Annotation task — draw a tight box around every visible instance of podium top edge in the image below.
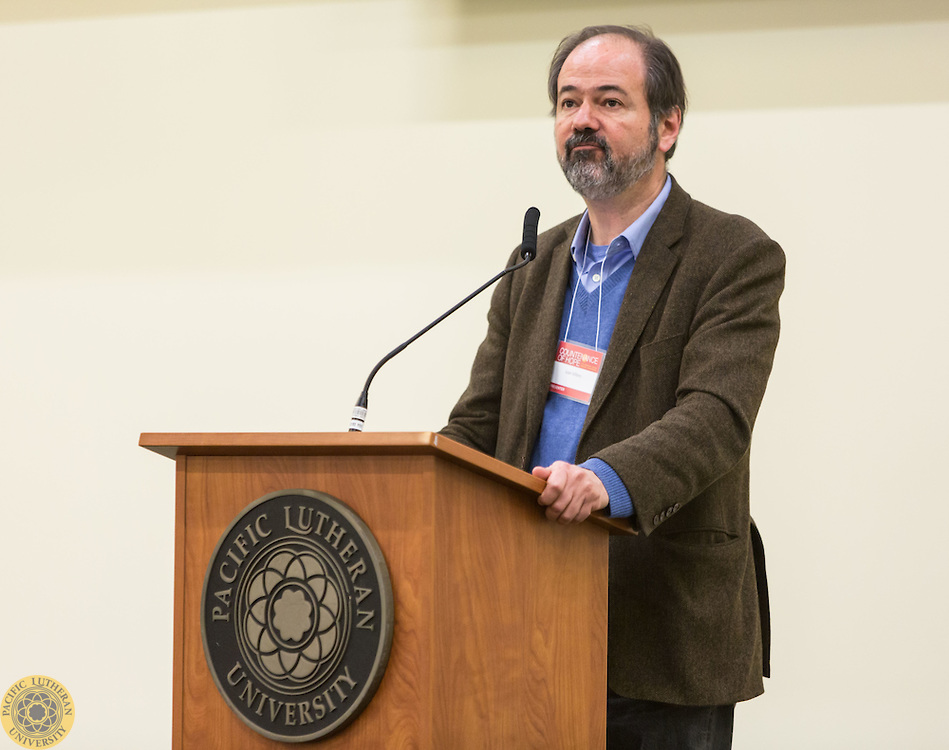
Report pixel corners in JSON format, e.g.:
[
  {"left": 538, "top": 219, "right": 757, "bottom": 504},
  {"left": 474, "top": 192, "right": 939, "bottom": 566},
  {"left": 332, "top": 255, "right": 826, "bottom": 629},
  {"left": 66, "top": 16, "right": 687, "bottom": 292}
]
[
  {"left": 139, "top": 431, "right": 439, "bottom": 458},
  {"left": 138, "top": 431, "right": 635, "bottom": 536}
]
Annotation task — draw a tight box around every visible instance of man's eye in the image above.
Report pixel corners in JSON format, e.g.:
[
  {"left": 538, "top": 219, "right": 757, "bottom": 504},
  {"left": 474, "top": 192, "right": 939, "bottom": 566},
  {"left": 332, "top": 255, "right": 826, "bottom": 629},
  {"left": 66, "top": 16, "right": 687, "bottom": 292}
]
[{"left": 605, "top": 99, "right": 622, "bottom": 108}]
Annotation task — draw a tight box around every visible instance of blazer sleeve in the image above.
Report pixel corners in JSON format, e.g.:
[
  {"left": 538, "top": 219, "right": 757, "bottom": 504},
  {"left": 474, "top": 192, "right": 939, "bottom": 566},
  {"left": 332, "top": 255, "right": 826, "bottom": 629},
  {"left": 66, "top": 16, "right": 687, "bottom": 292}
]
[{"left": 589, "top": 218, "right": 785, "bottom": 536}]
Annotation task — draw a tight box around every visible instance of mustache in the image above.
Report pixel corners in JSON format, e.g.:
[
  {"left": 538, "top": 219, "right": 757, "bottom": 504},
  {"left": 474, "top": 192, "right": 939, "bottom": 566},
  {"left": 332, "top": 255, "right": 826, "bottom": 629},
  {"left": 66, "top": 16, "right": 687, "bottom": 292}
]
[{"left": 565, "top": 132, "right": 610, "bottom": 156}]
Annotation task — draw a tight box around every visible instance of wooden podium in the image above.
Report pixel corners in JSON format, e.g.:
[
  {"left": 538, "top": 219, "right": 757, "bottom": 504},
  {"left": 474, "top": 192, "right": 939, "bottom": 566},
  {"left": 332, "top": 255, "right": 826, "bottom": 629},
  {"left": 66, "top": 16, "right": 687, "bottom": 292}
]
[{"left": 141, "top": 432, "right": 625, "bottom": 748}]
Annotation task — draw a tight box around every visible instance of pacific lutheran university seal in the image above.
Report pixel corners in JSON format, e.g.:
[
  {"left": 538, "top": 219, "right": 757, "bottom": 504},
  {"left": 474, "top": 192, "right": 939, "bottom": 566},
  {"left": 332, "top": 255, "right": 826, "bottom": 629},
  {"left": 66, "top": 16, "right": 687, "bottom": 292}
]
[
  {"left": 2, "top": 676, "right": 75, "bottom": 748},
  {"left": 201, "top": 489, "right": 394, "bottom": 742}
]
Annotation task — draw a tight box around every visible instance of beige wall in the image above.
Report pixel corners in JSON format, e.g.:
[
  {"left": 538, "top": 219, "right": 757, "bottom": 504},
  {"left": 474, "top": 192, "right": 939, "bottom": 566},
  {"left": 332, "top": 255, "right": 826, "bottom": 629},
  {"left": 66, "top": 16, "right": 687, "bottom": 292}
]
[{"left": 1, "top": 2, "right": 947, "bottom": 747}]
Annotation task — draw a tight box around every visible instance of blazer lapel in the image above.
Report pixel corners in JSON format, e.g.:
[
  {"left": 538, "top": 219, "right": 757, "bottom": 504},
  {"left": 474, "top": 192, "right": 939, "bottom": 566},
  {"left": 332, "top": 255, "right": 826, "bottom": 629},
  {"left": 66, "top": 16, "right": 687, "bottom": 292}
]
[{"left": 582, "top": 180, "right": 690, "bottom": 434}]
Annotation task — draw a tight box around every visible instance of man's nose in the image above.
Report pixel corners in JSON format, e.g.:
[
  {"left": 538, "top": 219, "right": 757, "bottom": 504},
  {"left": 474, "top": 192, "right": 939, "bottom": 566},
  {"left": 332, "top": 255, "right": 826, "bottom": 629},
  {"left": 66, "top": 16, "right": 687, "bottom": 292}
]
[{"left": 571, "top": 101, "right": 599, "bottom": 131}]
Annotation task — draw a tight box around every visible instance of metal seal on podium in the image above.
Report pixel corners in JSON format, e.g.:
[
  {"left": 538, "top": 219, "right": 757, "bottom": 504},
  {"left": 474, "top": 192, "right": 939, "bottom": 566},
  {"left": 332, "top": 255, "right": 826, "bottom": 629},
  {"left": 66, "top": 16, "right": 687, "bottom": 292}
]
[{"left": 201, "top": 489, "right": 394, "bottom": 743}]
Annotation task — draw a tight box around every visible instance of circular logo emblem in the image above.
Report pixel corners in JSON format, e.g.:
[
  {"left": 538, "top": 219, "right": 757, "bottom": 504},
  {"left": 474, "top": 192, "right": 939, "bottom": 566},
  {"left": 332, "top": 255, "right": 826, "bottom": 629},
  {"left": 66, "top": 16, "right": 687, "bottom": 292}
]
[
  {"left": 1, "top": 676, "right": 75, "bottom": 748},
  {"left": 201, "top": 489, "right": 394, "bottom": 742}
]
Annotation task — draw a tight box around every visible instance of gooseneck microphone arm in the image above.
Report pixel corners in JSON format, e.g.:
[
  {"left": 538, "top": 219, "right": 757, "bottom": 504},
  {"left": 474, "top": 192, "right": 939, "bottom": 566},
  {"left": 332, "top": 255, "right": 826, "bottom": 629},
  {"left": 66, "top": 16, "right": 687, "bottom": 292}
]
[{"left": 348, "top": 207, "right": 540, "bottom": 432}]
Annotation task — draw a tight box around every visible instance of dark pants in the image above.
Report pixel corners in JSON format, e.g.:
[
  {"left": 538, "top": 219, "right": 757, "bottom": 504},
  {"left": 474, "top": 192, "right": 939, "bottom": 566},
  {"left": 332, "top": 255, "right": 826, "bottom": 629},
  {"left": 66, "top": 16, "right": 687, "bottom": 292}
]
[{"left": 607, "top": 690, "right": 735, "bottom": 750}]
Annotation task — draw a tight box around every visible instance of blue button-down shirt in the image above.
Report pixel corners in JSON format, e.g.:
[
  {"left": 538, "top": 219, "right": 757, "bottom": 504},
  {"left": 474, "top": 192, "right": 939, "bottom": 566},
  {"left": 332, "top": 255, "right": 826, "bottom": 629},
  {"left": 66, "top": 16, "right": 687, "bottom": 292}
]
[{"left": 570, "top": 175, "right": 672, "bottom": 293}]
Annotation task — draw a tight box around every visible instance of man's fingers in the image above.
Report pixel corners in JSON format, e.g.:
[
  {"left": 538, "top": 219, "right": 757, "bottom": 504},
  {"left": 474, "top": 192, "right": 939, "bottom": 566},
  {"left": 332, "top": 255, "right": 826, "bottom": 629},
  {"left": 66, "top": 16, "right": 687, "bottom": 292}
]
[{"left": 533, "top": 461, "right": 607, "bottom": 524}]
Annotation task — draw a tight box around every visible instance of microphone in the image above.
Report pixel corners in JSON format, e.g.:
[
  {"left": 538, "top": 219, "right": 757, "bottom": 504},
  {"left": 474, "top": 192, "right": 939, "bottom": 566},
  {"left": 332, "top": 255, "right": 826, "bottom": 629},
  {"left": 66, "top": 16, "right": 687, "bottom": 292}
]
[
  {"left": 348, "top": 207, "right": 541, "bottom": 432},
  {"left": 520, "top": 206, "right": 540, "bottom": 260}
]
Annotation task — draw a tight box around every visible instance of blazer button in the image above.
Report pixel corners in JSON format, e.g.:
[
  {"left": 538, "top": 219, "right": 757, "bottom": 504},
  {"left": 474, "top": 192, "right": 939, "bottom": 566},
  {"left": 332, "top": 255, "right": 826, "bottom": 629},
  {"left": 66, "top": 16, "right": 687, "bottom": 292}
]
[{"left": 653, "top": 515, "right": 661, "bottom": 526}]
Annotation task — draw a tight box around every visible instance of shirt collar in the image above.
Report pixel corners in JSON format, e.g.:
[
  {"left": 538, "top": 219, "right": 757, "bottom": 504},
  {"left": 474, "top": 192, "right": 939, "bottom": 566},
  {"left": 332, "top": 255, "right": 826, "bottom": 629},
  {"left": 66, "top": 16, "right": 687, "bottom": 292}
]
[{"left": 570, "top": 174, "right": 673, "bottom": 266}]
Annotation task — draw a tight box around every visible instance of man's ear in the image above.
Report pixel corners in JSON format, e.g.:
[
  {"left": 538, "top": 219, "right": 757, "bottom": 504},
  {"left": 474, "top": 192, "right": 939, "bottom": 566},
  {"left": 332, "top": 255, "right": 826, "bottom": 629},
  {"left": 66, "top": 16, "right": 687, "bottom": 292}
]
[{"left": 657, "top": 106, "right": 682, "bottom": 158}]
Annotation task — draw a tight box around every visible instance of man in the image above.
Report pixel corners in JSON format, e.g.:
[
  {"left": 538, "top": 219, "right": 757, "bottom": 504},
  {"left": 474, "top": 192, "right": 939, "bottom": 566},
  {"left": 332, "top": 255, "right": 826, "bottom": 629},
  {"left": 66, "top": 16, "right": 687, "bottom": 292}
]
[{"left": 440, "top": 25, "right": 784, "bottom": 750}]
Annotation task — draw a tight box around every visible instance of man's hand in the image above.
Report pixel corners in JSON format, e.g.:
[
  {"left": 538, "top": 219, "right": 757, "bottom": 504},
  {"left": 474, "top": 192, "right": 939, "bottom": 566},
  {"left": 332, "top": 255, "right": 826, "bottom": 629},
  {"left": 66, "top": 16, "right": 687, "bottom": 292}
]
[{"left": 531, "top": 461, "right": 609, "bottom": 524}]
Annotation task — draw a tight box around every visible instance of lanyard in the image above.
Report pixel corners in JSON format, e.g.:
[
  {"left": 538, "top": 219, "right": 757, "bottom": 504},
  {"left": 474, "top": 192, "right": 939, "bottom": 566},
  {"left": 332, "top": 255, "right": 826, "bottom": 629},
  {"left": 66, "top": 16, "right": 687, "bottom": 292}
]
[{"left": 564, "top": 228, "right": 611, "bottom": 351}]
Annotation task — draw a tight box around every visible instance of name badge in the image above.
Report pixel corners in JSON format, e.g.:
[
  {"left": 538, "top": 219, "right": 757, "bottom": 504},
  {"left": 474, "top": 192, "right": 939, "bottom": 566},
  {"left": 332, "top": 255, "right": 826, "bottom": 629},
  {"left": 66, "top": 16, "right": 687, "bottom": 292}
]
[{"left": 549, "top": 339, "right": 604, "bottom": 405}]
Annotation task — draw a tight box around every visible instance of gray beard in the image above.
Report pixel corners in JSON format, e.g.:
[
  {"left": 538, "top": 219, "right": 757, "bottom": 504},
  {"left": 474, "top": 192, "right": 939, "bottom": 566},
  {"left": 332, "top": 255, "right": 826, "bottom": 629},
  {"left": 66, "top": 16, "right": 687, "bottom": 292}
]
[{"left": 559, "top": 129, "right": 659, "bottom": 201}]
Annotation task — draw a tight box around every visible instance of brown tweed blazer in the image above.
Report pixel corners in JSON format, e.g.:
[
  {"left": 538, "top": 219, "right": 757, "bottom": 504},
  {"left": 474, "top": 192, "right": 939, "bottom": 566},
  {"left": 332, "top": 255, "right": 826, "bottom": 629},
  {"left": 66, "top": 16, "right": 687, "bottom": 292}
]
[{"left": 441, "top": 177, "right": 785, "bottom": 706}]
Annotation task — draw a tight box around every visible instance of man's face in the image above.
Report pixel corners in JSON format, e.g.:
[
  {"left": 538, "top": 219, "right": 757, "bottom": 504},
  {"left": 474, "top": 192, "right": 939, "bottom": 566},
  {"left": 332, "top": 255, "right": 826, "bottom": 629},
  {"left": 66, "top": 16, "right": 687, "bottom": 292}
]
[{"left": 554, "top": 34, "right": 661, "bottom": 201}]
